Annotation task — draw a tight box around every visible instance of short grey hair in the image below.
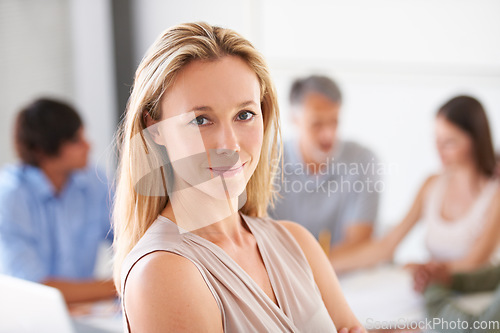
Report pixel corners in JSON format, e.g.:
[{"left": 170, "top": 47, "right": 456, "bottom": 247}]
[{"left": 289, "top": 75, "right": 342, "bottom": 107}]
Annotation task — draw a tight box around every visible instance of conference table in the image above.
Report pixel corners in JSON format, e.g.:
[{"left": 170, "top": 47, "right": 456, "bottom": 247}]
[
  {"left": 77, "top": 265, "right": 423, "bottom": 332},
  {"left": 339, "top": 264, "right": 495, "bottom": 333},
  {"left": 70, "top": 264, "right": 496, "bottom": 332},
  {"left": 70, "top": 300, "right": 123, "bottom": 333},
  {"left": 339, "top": 264, "right": 424, "bottom": 332}
]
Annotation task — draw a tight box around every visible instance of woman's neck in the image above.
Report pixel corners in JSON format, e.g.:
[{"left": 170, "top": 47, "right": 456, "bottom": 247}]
[
  {"left": 161, "top": 184, "right": 247, "bottom": 244},
  {"left": 446, "top": 162, "right": 487, "bottom": 192}
]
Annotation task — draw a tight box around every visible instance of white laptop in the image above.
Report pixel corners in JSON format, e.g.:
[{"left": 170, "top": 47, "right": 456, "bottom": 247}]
[{"left": 0, "top": 274, "right": 114, "bottom": 333}]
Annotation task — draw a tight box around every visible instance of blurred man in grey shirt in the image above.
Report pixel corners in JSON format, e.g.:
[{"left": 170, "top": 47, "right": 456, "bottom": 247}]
[{"left": 269, "top": 75, "right": 381, "bottom": 273}]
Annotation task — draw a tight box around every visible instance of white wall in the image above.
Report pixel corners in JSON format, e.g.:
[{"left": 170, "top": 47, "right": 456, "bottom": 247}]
[
  {"left": 69, "top": 0, "right": 117, "bottom": 173},
  {"left": 0, "top": 0, "right": 73, "bottom": 165},
  {"left": 131, "top": 0, "right": 258, "bottom": 68},
  {"left": 0, "top": 0, "right": 116, "bottom": 173},
  {"left": 257, "top": 0, "right": 500, "bottom": 231}
]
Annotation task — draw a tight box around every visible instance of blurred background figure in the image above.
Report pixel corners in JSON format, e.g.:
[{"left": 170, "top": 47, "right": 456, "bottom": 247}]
[
  {"left": 496, "top": 152, "right": 500, "bottom": 177},
  {"left": 413, "top": 262, "right": 500, "bottom": 333},
  {"left": 0, "top": 98, "right": 116, "bottom": 305},
  {"left": 336, "top": 95, "right": 500, "bottom": 274},
  {"left": 268, "top": 75, "right": 380, "bottom": 272}
]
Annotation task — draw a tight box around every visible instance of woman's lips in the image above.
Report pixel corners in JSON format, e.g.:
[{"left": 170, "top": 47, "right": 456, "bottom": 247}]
[{"left": 208, "top": 162, "right": 246, "bottom": 177}]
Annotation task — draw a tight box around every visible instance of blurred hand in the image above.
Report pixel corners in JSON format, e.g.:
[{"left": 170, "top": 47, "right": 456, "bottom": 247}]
[
  {"left": 405, "top": 262, "right": 451, "bottom": 293},
  {"left": 338, "top": 326, "right": 364, "bottom": 333}
]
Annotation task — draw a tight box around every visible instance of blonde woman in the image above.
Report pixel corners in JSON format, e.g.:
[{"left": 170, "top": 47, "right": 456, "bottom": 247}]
[{"left": 113, "top": 22, "right": 363, "bottom": 332}]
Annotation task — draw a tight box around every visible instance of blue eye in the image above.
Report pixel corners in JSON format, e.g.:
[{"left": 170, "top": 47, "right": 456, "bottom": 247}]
[
  {"left": 189, "top": 116, "right": 210, "bottom": 126},
  {"left": 237, "top": 111, "right": 256, "bottom": 121}
]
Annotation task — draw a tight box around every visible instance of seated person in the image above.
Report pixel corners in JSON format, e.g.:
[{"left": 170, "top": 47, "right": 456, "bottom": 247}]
[
  {"left": 334, "top": 95, "right": 500, "bottom": 274},
  {"left": 413, "top": 262, "right": 500, "bottom": 333},
  {"left": 0, "top": 98, "right": 116, "bottom": 304},
  {"left": 268, "top": 75, "right": 380, "bottom": 272},
  {"left": 114, "top": 23, "right": 365, "bottom": 332}
]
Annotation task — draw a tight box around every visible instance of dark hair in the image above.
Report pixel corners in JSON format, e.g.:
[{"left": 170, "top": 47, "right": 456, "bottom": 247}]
[
  {"left": 14, "top": 98, "right": 83, "bottom": 166},
  {"left": 289, "top": 75, "right": 342, "bottom": 107},
  {"left": 437, "top": 95, "right": 496, "bottom": 177}
]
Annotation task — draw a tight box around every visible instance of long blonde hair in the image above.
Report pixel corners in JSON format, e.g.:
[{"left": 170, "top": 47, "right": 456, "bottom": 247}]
[{"left": 113, "top": 22, "right": 281, "bottom": 291}]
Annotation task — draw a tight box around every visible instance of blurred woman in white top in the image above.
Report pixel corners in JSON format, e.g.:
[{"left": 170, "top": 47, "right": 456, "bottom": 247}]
[{"left": 335, "top": 95, "right": 500, "bottom": 276}]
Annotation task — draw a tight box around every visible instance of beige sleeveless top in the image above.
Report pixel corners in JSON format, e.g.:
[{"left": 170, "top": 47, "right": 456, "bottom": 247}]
[
  {"left": 120, "top": 213, "right": 337, "bottom": 332},
  {"left": 424, "top": 175, "right": 499, "bottom": 261}
]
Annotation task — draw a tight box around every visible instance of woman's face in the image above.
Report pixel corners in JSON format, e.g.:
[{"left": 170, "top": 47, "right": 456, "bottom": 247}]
[
  {"left": 152, "top": 55, "right": 264, "bottom": 200},
  {"left": 435, "top": 115, "right": 473, "bottom": 169}
]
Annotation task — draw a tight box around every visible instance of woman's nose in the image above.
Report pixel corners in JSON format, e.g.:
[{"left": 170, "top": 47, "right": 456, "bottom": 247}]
[{"left": 214, "top": 124, "right": 240, "bottom": 154}]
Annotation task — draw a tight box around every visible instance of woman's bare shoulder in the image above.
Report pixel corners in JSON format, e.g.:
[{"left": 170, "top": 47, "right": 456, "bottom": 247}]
[
  {"left": 423, "top": 173, "right": 440, "bottom": 190},
  {"left": 415, "top": 173, "right": 440, "bottom": 200},
  {"left": 277, "top": 220, "right": 309, "bottom": 236},
  {"left": 492, "top": 177, "right": 500, "bottom": 194},
  {"left": 277, "top": 220, "right": 321, "bottom": 256},
  {"left": 486, "top": 179, "right": 500, "bottom": 215},
  {"left": 124, "top": 251, "right": 223, "bottom": 332}
]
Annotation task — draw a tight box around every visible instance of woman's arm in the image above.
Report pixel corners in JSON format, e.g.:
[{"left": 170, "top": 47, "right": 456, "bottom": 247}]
[
  {"left": 446, "top": 187, "right": 500, "bottom": 272},
  {"left": 451, "top": 265, "right": 500, "bottom": 293},
  {"left": 330, "top": 175, "right": 437, "bottom": 274},
  {"left": 279, "top": 221, "right": 366, "bottom": 332},
  {"left": 424, "top": 274, "right": 500, "bottom": 332},
  {"left": 124, "top": 251, "right": 223, "bottom": 333},
  {"left": 424, "top": 284, "right": 480, "bottom": 328}
]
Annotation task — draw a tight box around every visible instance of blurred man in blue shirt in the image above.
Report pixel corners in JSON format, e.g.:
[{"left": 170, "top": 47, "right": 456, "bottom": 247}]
[{"left": 0, "top": 98, "right": 116, "bottom": 304}]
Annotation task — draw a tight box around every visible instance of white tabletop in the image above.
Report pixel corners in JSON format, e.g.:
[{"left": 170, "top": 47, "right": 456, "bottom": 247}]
[
  {"left": 339, "top": 264, "right": 426, "bottom": 328},
  {"left": 338, "top": 264, "right": 496, "bottom": 331}
]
